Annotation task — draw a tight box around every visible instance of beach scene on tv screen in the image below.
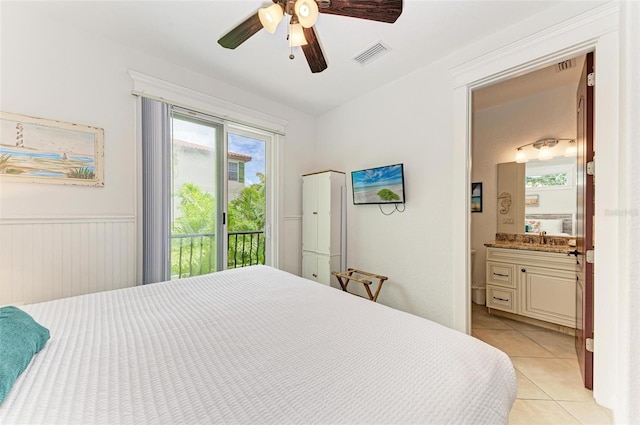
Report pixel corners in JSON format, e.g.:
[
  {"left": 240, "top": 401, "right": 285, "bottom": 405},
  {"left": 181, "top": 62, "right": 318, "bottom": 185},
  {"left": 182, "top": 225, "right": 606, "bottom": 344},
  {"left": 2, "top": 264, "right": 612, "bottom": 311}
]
[{"left": 353, "top": 164, "right": 404, "bottom": 204}]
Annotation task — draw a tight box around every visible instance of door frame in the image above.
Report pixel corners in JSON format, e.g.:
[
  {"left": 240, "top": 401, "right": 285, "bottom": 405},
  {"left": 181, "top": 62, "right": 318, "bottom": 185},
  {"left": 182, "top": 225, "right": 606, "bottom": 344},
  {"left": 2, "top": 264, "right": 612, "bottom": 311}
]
[
  {"left": 450, "top": 3, "right": 620, "bottom": 409},
  {"left": 170, "top": 109, "right": 226, "bottom": 273}
]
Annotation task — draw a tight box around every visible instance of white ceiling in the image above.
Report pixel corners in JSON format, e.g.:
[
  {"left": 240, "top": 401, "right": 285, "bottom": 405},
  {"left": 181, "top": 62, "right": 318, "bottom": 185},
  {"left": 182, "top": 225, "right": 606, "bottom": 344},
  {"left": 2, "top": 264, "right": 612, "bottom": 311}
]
[
  {"left": 18, "top": 0, "right": 578, "bottom": 116},
  {"left": 473, "top": 54, "right": 585, "bottom": 110}
]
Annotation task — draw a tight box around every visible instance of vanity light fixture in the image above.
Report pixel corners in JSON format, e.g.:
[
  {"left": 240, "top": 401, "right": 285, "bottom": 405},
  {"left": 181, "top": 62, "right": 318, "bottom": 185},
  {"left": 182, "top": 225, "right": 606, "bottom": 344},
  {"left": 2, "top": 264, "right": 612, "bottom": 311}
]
[
  {"left": 538, "top": 143, "right": 554, "bottom": 161},
  {"left": 515, "top": 148, "right": 528, "bottom": 163},
  {"left": 564, "top": 139, "right": 577, "bottom": 157},
  {"left": 514, "top": 138, "right": 575, "bottom": 163}
]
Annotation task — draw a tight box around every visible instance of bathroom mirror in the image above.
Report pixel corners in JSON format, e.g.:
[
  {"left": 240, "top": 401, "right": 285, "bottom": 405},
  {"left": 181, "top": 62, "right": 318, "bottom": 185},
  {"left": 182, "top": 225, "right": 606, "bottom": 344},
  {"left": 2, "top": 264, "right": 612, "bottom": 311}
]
[{"left": 497, "top": 156, "right": 577, "bottom": 236}]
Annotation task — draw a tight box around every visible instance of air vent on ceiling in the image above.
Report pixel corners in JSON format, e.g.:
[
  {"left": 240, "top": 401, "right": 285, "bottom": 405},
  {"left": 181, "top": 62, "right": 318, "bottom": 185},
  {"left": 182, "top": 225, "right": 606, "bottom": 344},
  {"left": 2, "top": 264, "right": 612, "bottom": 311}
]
[
  {"left": 555, "top": 58, "right": 576, "bottom": 73},
  {"left": 352, "top": 41, "right": 390, "bottom": 66}
]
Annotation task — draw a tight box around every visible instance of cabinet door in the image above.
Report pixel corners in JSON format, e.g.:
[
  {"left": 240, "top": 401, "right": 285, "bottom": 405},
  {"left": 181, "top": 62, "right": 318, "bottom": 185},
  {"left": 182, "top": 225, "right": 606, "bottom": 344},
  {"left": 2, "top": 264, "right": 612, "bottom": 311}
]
[
  {"left": 315, "top": 255, "right": 332, "bottom": 285},
  {"left": 520, "top": 266, "right": 576, "bottom": 328},
  {"left": 302, "top": 251, "right": 317, "bottom": 281},
  {"left": 302, "top": 252, "right": 332, "bottom": 285},
  {"left": 315, "top": 173, "right": 332, "bottom": 255},
  {"left": 302, "top": 175, "right": 318, "bottom": 252}
]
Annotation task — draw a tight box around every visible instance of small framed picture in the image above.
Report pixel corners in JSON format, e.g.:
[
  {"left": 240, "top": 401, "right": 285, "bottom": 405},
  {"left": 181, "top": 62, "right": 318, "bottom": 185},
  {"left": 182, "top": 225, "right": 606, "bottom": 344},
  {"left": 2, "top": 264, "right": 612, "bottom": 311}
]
[
  {"left": 525, "top": 194, "right": 539, "bottom": 207},
  {"left": 471, "top": 182, "right": 483, "bottom": 213}
]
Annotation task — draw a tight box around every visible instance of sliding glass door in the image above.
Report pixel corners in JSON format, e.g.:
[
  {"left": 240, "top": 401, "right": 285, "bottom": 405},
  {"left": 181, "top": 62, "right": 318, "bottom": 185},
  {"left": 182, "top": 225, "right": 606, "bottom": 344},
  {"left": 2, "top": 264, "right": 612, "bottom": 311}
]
[
  {"left": 141, "top": 97, "right": 278, "bottom": 283},
  {"left": 170, "top": 111, "right": 224, "bottom": 279},
  {"left": 168, "top": 112, "right": 273, "bottom": 279},
  {"left": 226, "top": 127, "right": 269, "bottom": 269}
]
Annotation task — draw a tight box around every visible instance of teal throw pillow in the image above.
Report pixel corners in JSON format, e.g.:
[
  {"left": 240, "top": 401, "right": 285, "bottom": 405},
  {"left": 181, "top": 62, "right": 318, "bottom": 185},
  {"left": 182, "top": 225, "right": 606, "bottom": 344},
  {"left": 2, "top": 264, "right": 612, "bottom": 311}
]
[{"left": 0, "top": 306, "right": 50, "bottom": 404}]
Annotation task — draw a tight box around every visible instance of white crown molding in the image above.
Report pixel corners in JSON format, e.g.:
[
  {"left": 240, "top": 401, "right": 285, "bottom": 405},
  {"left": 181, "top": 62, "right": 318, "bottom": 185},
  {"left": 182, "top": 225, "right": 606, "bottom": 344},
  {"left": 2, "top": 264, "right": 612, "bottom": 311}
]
[
  {"left": 450, "top": 2, "right": 619, "bottom": 88},
  {"left": 128, "top": 70, "right": 288, "bottom": 135}
]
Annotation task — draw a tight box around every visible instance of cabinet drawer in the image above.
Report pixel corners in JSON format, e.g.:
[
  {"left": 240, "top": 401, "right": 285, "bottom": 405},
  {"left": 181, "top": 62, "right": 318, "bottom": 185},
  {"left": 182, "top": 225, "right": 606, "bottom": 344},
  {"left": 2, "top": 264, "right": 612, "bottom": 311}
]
[
  {"left": 487, "top": 285, "right": 517, "bottom": 313},
  {"left": 486, "top": 262, "right": 516, "bottom": 288}
]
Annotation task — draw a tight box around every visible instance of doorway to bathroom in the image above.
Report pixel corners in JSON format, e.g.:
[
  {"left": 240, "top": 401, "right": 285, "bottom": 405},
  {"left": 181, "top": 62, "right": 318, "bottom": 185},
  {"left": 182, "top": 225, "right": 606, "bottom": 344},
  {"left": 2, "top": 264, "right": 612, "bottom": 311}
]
[{"left": 469, "top": 53, "right": 594, "bottom": 389}]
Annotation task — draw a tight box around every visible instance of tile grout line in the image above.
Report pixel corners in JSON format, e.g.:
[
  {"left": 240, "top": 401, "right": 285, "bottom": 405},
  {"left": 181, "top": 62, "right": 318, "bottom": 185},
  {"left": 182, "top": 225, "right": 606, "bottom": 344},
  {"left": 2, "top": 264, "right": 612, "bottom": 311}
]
[
  {"left": 472, "top": 307, "right": 596, "bottom": 425},
  {"left": 491, "top": 311, "right": 570, "bottom": 360},
  {"left": 555, "top": 401, "right": 588, "bottom": 425},
  {"left": 494, "top": 313, "right": 575, "bottom": 407},
  {"left": 504, "top": 317, "right": 559, "bottom": 406}
]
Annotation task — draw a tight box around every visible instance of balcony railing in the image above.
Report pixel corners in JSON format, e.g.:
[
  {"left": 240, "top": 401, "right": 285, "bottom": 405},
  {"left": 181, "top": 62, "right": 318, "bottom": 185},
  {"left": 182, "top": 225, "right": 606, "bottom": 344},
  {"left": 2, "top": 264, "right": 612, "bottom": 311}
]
[
  {"left": 170, "top": 231, "right": 265, "bottom": 279},
  {"left": 227, "top": 230, "right": 266, "bottom": 269}
]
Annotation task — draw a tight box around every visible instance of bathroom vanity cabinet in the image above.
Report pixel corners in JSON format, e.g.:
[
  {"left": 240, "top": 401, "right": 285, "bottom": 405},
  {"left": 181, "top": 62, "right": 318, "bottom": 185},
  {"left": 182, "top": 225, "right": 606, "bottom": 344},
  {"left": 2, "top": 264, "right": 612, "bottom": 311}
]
[{"left": 485, "top": 247, "right": 576, "bottom": 328}]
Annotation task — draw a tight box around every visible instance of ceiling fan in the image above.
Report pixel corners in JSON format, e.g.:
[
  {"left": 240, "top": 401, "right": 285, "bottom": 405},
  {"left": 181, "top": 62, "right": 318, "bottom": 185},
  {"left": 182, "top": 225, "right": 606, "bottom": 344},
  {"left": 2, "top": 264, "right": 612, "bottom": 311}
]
[{"left": 218, "top": 0, "right": 403, "bottom": 73}]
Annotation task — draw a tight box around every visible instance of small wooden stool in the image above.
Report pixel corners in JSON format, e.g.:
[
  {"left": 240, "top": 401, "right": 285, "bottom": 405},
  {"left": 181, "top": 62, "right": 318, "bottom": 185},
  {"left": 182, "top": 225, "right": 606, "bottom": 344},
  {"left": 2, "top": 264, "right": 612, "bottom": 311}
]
[{"left": 331, "top": 268, "right": 388, "bottom": 302}]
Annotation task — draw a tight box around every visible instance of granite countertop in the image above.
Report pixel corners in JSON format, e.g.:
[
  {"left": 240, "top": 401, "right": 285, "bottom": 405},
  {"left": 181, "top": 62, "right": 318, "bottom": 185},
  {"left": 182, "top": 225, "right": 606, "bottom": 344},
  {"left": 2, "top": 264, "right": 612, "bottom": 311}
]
[
  {"left": 484, "top": 232, "right": 576, "bottom": 254},
  {"left": 484, "top": 241, "right": 574, "bottom": 254}
]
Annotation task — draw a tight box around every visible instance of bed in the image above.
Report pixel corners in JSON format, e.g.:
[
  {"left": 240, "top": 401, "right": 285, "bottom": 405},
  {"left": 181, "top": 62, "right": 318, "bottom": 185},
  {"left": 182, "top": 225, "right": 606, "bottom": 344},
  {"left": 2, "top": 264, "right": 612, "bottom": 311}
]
[
  {"left": 0, "top": 265, "right": 516, "bottom": 424},
  {"left": 525, "top": 213, "right": 574, "bottom": 236}
]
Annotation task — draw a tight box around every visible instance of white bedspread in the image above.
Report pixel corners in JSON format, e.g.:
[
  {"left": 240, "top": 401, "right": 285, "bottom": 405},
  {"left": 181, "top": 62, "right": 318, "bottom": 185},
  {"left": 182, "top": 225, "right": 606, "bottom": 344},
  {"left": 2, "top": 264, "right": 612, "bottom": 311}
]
[{"left": 1, "top": 266, "right": 516, "bottom": 424}]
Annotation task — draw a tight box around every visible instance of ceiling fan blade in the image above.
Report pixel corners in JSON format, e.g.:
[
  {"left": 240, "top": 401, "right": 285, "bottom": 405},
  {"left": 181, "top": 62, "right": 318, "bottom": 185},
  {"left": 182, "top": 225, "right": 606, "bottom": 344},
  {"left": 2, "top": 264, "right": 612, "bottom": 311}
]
[
  {"left": 301, "top": 27, "right": 328, "bottom": 73},
  {"left": 218, "top": 12, "right": 263, "bottom": 49},
  {"left": 319, "top": 0, "right": 403, "bottom": 23}
]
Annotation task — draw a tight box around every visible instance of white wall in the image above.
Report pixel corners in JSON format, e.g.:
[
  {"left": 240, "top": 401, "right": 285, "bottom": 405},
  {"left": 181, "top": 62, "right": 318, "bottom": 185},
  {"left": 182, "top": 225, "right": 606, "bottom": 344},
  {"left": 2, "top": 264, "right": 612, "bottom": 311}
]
[
  {"left": 471, "top": 84, "right": 576, "bottom": 285},
  {"left": 525, "top": 187, "right": 576, "bottom": 216},
  {"left": 317, "top": 1, "right": 635, "bottom": 419},
  {"left": 0, "top": 4, "right": 316, "bottom": 301},
  {"left": 316, "top": 65, "right": 456, "bottom": 325},
  {"left": 618, "top": 1, "right": 640, "bottom": 422},
  {"left": 316, "top": 36, "right": 582, "bottom": 327}
]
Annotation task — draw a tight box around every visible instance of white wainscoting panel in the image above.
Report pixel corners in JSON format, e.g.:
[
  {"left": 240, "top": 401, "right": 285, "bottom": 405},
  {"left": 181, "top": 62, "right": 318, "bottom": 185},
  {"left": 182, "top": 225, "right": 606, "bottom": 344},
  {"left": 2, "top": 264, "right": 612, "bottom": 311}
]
[{"left": 0, "top": 217, "right": 137, "bottom": 306}]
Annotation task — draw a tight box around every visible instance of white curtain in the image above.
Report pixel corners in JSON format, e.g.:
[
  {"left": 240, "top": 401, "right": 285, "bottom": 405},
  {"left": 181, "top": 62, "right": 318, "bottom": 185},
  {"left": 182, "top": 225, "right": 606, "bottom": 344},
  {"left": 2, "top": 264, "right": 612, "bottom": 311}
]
[{"left": 141, "top": 97, "right": 171, "bottom": 284}]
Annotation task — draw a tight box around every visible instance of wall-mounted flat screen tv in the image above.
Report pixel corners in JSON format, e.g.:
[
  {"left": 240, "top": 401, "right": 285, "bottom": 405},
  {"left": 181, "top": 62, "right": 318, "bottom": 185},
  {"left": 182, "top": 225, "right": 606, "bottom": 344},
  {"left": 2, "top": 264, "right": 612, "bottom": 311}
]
[{"left": 351, "top": 163, "right": 406, "bottom": 205}]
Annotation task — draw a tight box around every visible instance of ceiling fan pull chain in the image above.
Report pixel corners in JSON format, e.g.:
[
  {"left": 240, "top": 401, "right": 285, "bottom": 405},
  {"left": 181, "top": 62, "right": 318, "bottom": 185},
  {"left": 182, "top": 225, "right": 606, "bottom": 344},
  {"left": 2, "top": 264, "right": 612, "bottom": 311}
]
[
  {"left": 287, "top": 28, "right": 295, "bottom": 60},
  {"left": 289, "top": 19, "right": 297, "bottom": 60}
]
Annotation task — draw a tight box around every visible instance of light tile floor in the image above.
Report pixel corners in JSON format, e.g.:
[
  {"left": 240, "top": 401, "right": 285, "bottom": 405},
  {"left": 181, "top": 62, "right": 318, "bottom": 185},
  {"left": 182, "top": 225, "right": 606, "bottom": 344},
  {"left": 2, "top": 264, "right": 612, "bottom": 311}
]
[{"left": 471, "top": 303, "right": 613, "bottom": 425}]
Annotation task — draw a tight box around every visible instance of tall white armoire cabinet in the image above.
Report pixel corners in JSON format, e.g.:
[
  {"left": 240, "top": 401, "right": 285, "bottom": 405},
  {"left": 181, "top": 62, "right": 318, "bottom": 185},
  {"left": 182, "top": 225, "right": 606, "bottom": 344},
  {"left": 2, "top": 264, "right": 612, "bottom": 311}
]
[{"left": 301, "top": 171, "right": 346, "bottom": 287}]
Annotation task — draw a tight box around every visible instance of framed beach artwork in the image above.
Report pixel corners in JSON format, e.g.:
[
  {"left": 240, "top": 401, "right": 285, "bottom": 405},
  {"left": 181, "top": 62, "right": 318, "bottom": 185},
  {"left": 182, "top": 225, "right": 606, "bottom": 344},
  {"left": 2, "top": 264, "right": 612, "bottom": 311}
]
[
  {"left": 0, "top": 112, "right": 104, "bottom": 186},
  {"left": 471, "top": 182, "right": 483, "bottom": 213},
  {"left": 525, "top": 194, "right": 539, "bottom": 206}
]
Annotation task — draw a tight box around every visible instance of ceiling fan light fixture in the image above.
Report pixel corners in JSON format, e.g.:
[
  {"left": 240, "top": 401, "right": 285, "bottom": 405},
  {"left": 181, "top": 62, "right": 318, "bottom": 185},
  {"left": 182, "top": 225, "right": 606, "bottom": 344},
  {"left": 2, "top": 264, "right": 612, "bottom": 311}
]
[
  {"left": 218, "top": 0, "right": 403, "bottom": 73},
  {"left": 258, "top": 3, "right": 284, "bottom": 34},
  {"left": 289, "top": 22, "right": 308, "bottom": 47},
  {"left": 295, "top": 0, "right": 319, "bottom": 28}
]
